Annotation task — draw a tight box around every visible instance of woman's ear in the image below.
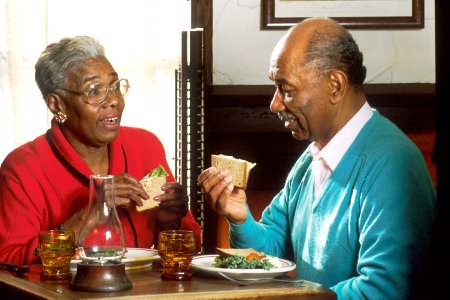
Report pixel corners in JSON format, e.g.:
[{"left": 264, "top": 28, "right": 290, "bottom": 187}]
[
  {"left": 46, "top": 93, "right": 64, "bottom": 115},
  {"left": 328, "top": 69, "right": 347, "bottom": 104}
]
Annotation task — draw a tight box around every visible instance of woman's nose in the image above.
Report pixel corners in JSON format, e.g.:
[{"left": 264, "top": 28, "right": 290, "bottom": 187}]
[
  {"left": 102, "top": 89, "right": 120, "bottom": 107},
  {"left": 270, "top": 89, "right": 285, "bottom": 113}
]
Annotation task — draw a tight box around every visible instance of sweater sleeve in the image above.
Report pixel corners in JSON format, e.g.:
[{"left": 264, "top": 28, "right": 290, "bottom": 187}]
[
  {"left": 228, "top": 162, "right": 302, "bottom": 259},
  {"left": 229, "top": 195, "right": 292, "bottom": 260},
  {"left": 0, "top": 149, "right": 48, "bottom": 264},
  {"left": 228, "top": 153, "right": 311, "bottom": 259}
]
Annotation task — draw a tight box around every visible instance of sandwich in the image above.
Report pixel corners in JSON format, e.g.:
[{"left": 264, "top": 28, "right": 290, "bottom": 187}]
[
  {"left": 136, "top": 165, "right": 168, "bottom": 212},
  {"left": 211, "top": 154, "right": 256, "bottom": 190}
]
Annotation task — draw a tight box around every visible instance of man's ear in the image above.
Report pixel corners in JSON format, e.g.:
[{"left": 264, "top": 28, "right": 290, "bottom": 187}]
[
  {"left": 328, "top": 69, "right": 347, "bottom": 104},
  {"left": 46, "top": 93, "right": 64, "bottom": 115}
]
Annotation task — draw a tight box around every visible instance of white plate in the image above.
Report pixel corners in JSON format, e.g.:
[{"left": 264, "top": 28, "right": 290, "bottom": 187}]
[
  {"left": 70, "top": 248, "right": 159, "bottom": 271},
  {"left": 190, "top": 254, "right": 296, "bottom": 280}
]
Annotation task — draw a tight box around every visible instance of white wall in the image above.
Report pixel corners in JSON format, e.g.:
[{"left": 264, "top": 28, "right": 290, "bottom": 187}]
[
  {"left": 0, "top": 0, "right": 190, "bottom": 173},
  {"left": 213, "top": 0, "right": 435, "bottom": 85}
]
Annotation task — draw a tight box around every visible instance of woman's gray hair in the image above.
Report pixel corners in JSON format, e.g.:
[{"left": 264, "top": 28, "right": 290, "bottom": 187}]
[{"left": 35, "top": 35, "right": 106, "bottom": 98}]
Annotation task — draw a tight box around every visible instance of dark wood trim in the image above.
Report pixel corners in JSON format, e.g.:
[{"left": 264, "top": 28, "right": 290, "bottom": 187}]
[
  {"left": 195, "top": 0, "right": 213, "bottom": 86},
  {"left": 434, "top": 0, "right": 450, "bottom": 292},
  {"left": 261, "top": 0, "right": 424, "bottom": 30},
  {"left": 206, "top": 83, "right": 435, "bottom": 107},
  {"left": 435, "top": 1, "right": 450, "bottom": 195},
  {"left": 205, "top": 83, "right": 435, "bottom": 135}
]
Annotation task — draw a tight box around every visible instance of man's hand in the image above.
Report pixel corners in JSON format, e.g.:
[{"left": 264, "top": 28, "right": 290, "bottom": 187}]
[{"left": 197, "top": 167, "right": 248, "bottom": 224}]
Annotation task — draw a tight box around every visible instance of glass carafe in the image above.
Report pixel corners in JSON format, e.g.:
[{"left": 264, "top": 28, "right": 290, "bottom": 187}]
[{"left": 77, "top": 175, "right": 126, "bottom": 264}]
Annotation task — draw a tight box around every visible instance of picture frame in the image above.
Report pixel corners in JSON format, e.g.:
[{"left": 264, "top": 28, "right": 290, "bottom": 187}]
[{"left": 261, "top": 0, "right": 424, "bottom": 30}]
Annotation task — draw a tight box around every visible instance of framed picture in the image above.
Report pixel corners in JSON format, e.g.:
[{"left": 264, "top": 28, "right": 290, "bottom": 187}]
[{"left": 261, "top": 0, "right": 424, "bottom": 30}]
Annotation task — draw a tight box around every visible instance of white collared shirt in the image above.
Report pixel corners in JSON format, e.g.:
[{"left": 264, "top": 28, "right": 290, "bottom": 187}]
[{"left": 310, "top": 101, "right": 373, "bottom": 196}]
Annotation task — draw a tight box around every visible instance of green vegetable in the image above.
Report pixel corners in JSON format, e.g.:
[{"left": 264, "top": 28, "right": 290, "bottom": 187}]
[
  {"left": 213, "top": 255, "right": 275, "bottom": 271},
  {"left": 150, "top": 165, "right": 168, "bottom": 177}
]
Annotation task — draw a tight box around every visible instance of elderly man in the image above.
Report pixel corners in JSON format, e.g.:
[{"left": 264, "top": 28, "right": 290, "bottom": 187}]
[{"left": 198, "top": 17, "right": 436, "bottom": 299}]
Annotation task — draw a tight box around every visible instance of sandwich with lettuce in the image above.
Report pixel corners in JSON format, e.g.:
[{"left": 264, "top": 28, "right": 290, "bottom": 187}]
[{"left": 137, "top": 165, "right": 168, "bottom": 212}]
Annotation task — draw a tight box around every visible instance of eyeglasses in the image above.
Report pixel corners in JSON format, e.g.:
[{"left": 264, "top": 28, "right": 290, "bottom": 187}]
[{"left": 57, "top": 78, "right": 130, "bottom": 106}]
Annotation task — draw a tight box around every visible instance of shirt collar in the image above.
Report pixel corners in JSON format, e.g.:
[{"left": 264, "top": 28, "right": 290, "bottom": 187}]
[{"left": 315, "top": 101, "right": 373, "bottom": 171}]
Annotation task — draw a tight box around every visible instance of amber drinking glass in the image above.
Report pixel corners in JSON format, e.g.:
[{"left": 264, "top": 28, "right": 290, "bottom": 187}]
[
  {"left": 34, "top": 230, "right": 75, "bottom": 280},
  {"left": 158, "top": 230, "right": 195, "bottom": 281}
]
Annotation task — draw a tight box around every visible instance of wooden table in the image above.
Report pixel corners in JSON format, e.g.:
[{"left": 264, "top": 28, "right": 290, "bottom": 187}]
[{"left": 0, "top": 262, "right": 336, "bottom": 300}]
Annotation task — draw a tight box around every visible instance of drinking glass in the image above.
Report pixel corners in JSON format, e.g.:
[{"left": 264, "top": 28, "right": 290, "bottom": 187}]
[
  {"left": 158, "top": 230, "right": 195, "bottom": 281},
  {"left": 34, "top": 230, "right": 75, "bottom": 280}
]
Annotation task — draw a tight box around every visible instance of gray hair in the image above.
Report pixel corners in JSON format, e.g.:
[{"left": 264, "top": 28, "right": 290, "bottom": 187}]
[
  {"left": 302, "top": 20, "right": 367, "bottom": 86},
  {"left": 35, "top": 35, "right": 106, "bottom": 98}
]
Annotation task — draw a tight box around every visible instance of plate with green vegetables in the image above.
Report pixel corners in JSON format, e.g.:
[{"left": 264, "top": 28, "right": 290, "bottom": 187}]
[{"left": 190, "top": 254, "right": 296, "bottom": 280}]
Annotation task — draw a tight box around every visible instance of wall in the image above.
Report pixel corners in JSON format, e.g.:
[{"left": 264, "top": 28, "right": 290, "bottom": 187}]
[
  {"left": 0, "top": 0, "right": 190, "bottom": 174},
  {"left": 212, "top": 0, "right": 435, "bottom": 85}
]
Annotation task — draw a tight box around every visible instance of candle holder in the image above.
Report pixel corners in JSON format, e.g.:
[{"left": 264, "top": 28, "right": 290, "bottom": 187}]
[{"left": 70, "top": 175, "right": 132, "bottom": 292}]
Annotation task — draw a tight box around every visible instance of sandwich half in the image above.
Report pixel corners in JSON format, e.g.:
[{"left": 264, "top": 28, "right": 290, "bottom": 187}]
[
  {"left": 211, "top": 154, "right": 256, "bottom": 190},
  {"left": 137, "top": 165, "right": 168, "bottom": 212}
]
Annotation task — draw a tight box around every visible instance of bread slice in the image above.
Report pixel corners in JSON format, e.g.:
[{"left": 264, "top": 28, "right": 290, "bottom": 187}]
[
  {"left": 211, "top": 154, "right": 256, "bottom": 190},
  {"left": 137, "top": 166, "right": 168, "bottom": 212},
  {"left": 215, "top": 247, "right": 265, "bottom": 258}
]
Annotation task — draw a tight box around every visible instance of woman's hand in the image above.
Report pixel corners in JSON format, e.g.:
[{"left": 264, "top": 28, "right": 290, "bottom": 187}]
[
  {"left": 113, "top": 173, "right": 149, "bottom": 208},
  {"left": 61, "top": 173, "right": 148, "bottom": 241},
  {"left": 197, "top": 167, "right": 248, "bottom": 224},
  {"left": 156, "top": 182, "right": 189, "bottom": 230}
]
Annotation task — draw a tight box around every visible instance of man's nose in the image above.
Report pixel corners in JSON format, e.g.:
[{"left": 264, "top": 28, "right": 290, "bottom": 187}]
[{"left": 270, "top": 89, "right": 285, "bottom": 113}]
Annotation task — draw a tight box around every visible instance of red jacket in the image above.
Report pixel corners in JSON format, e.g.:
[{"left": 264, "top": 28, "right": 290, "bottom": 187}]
[{"left": 0, "top": 121, "right": 201, "bottom": 264}]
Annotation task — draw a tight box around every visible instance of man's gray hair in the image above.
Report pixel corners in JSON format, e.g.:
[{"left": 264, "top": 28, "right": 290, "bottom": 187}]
[{"left": 302, "top": 21, "right": 367, "bottom": 87}]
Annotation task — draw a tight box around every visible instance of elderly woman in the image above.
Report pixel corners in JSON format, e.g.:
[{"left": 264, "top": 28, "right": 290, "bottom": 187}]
[{"left": 0, "top": 36, "right": 201, "bottom": 264}]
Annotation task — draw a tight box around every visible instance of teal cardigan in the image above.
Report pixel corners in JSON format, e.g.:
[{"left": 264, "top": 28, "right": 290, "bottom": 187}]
[{"left": 229, "top": 110, "right": 436, "bottom": 300}]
